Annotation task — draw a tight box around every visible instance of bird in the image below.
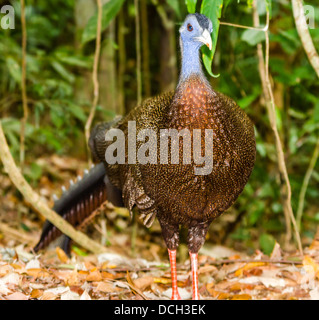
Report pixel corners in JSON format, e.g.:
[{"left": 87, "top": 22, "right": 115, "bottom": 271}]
[{"left": 34, "top": 13, "right": 256, "bottom": 300}]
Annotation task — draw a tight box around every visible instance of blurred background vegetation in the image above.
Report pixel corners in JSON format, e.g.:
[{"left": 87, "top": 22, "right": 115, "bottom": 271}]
[{"left": 0, "top": 0, "right": 319, "bottom": 257}]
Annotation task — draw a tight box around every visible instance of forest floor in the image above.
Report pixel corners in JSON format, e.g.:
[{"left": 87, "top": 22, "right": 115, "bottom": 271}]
[{"left": 1, "top": 156, "right": 319, "bottom": 300}]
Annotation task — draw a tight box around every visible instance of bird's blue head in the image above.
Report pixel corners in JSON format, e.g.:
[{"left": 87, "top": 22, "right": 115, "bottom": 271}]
[
  {"left": 180, "top": 13, "right": 213, "bottom": 51},
  {"left": 179, "top": 14, "right": 213, "bottom": 81}
]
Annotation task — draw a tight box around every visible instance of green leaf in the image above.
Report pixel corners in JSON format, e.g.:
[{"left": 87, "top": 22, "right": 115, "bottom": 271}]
[
  {"left": 68, "top": 103, "right": 87, "bottom": 122},
  {"left": 82, "top": 0, "right": 125, "bottom": 44},
  {"left": 185, "top": 0, "right": 197, "bottom": 13},
  {"left": 200, "top": 0, "right": 223, "bottom": 77},
  {"left": 167, "top": 0, "right": 183, "bottom": 19},
  {"left": 51, "top": 61, "right": 75, "bottom": 83},
  {"left": 259, "top": 233, "right": 276, "bottom": 255},
  {"left": 24, "top": 162, "right": 43, "bottom": 181},
  {"left": 6, "top": 57, "right": 21, "bottom": 83},
  {"left": 237, "top": 88, "right": 261, "bottom": 109},
  {"left": 314, "top": 101, "right": 319, "bottom": 123},
  {"left": 241, "top": 29, "right": 265, "bottom": 46}
]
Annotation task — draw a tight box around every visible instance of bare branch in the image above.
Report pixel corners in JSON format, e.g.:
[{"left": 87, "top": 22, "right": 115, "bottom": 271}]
[
  {"left": 253, "top": 1, "right": 303, "bottom": 255},
  {"left": 19, "top": 0, "right": 28, "bottom": 172},
  {"left": 297, "top": 138, "right": 319, "bottom": 228},
  {"left": 135, "top": 0, "right": 142, "bottom": 105},
  {"left": 292, "top": 0, "right": 319, "bottom": 78},
  {"left": 220, "top": 20, "right": 268, "bottom": 31},
  {"left": 85, "top": 0, "right": 103, "bottom": 164}
]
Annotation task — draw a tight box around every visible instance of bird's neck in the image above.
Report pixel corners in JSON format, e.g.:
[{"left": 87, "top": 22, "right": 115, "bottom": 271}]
[{"left": 178, "top": 39, "right": 204, "bottom": 85}]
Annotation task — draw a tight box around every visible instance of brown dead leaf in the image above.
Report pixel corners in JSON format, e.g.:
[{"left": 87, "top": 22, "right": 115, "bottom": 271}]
[
  {"left": 56, "top": 247, "right": 69, "bottom": 263},
  {"left": 235, "top": 262, "right": 265, "bottom": 277},
  {"left": 77, "top": 269, "right": 89, "bottom": 280},
  {"left": 217, "top": 292, "right": 232, "bottom": 300},
  {"left": 41, "top": 291, "right": 57, "bottom": 300},
  {"left": 84, "top": 261, "right": 96, "bottom": 270},
  {"left": 86, "top": 268, "right": 102, "bottom": 282},
  {"left": 229, "top": 254, "right": 241, "bottom": 260},
  {"left": 101, "top": 271, "right": 116, "bottom": 280},
  {"left": 231, "top": 294, "right": 252, "bottom": 300},
  {"left": 198, "top": 265, "right": 218, "bottom": 274},
  {"left": 6, "top": 292, "right": 29, "bottom": 300},
  {"left": 206, "top": 282, "right": 217, "bottom": 296},
  {"left": 65, "top": 269, "right": 81, "bottom": 286},
  {"left": 10, "top": 263, "right": 23, "bottom": 270},
  {"left": 228, "top": 282, "right": 255, "bottom": 292},
  {"left": 154, "top": 277, "right": 172, "bottom": 285},
  {"left": 0, "top": 264, "right": 13, "bottom": 276},
  {"left": 303, "top": 255, "right": 319, "bottom": 279},
  {"left": 26, "top": 268, "right": 50, "bottom": 279},
  {"left": 30, "top": 289, "right": 43, "bottom": 299},
  {"left": 270, "top": 242, "right": 282, "bottom": 259},
  {"left": 243, "top": 267, "right": 263, "bottom": 277},
  {"left": 69, "top": 286, "right": 84, "bottom": 296},
  {"left": 26, "top": 268, "right": 42, "bottom": 278},
  {"left": 95, "top": 281, "right": 117, "bottom": 293},
  {"left": 126, "top": 272, "right": 148, "bottom": 300},
  {"left": 133, "top": 276, "right": 154, "bottom": 291}
]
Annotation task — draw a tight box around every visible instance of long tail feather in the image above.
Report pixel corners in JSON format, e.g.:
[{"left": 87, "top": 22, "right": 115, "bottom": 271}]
[{"left": 34, "top": 163, "right": 122, "bottom": 252}]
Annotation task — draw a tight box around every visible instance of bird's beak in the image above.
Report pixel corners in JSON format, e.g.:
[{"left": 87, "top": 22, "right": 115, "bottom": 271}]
[{"left": 196, "top": 29, "right": 212, "bottom": 51}]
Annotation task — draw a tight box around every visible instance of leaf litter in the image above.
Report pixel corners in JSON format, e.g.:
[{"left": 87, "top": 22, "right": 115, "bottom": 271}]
[
  {"left": 0, "top": 239, "right": 318, "bottom": 300},
  {"left": 1, "top": 156, "right": 319, "bottom": 300}
]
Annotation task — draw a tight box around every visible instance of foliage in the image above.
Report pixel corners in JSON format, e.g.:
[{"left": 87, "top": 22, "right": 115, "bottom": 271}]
[{"left": 82, "top": 0, "right": 125, "bottom": 44}]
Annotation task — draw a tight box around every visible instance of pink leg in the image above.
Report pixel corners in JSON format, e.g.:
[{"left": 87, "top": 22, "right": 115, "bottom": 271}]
[
  {"left": 168, "top": 249, "right": 181, "bottom": 300},
  {"left": 189, "top": 252, "right": 200, "bottom": 300}
]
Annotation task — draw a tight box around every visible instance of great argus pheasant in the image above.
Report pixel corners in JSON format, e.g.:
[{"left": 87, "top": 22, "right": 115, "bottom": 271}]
[{"left": 34, "top": 13, "right": 256, "bottom": 300}]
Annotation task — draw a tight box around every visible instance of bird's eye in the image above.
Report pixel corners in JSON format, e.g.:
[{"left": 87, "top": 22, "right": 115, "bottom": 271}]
[{"left": 187, "top": 23, "right": 193, "bottom": 32}]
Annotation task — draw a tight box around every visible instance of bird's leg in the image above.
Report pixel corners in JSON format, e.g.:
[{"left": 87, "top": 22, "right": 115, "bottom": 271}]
[
  {"left": 187, "top": 221, "right": 210, "bottom": 300},
  {"left": 189, "top": 252, "right": 199, "bottom": 300},
  {"left": 168, "top": 248, "right": 181, "bottom": 300},
  {"left": 159, "top": 220, "right": 180, "bottom": 300}
]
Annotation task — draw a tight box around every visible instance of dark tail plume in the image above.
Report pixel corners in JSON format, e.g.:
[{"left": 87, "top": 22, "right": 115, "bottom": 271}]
[{"left": 34, "top": 162, "right": 123, "bottom": 253}]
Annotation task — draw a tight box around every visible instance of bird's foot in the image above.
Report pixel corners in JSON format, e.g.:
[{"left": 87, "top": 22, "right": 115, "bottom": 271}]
[
  {"left": 189, "top": 252, "right": 200, "bottom": 300},
  {"left": 171, "top": 292, "right": 181, "bottom": 300},
  {"left": 192, "top": 292, "right": 200, "bottom": 300}
]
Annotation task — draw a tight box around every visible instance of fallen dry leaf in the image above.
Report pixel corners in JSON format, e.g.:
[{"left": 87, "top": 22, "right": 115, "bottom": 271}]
[
  {"left": 86, "top": 268, "right": 102, "bottom": 282},
  {"left": 270, "top": 242, "right": 282, "bottom": 259},
  {"left": 65, "top": 269, "right": 81, "bottom": 286},
  {"left": 0, "top": 281, "right": 11, "bottom": 295},
  {"left": 235, "top": 262, "right": 266, "bottom": 277},
  {"left": 228, "top": 282, "right": 255, "bottom": 292},
  {"left": 230, "top": 293, "right": 252, "bottom": 300},
  {"left": 133, "top": 276, "right": 154, "bottom": 291},
  {"left": 198, "top": 265, "right": 218, "bottom": 274},
  {"left": 303, "top": 255, "right": 319, "bottom": 279},
  {"left": 0, "top": 264, "right": 13, "bottom": 276},
  {"left": 56, "top": 247, "right": 69, "bottom": 263},
  {"left": 30, "top": 289, "right": 43, "bottom": 299},
  {"left": 80, "top": 290, "right": 91, "bottom": 300},
  {"left": 95, "top": 281, "right": 116, "bottom": 293},
  {"left": 1, "top": 272, "right": 20, "bottom": 285},
  {"left": 41, "top": 291, "right": 58, "bottom": 300},
  {"left": 6, "top": 292, "right": 28, "bottom": 300}
]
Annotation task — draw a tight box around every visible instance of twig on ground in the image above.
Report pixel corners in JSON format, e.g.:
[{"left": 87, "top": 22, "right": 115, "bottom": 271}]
[{"left": 0, "top": 222, "right": 36, "bottom": 245}]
